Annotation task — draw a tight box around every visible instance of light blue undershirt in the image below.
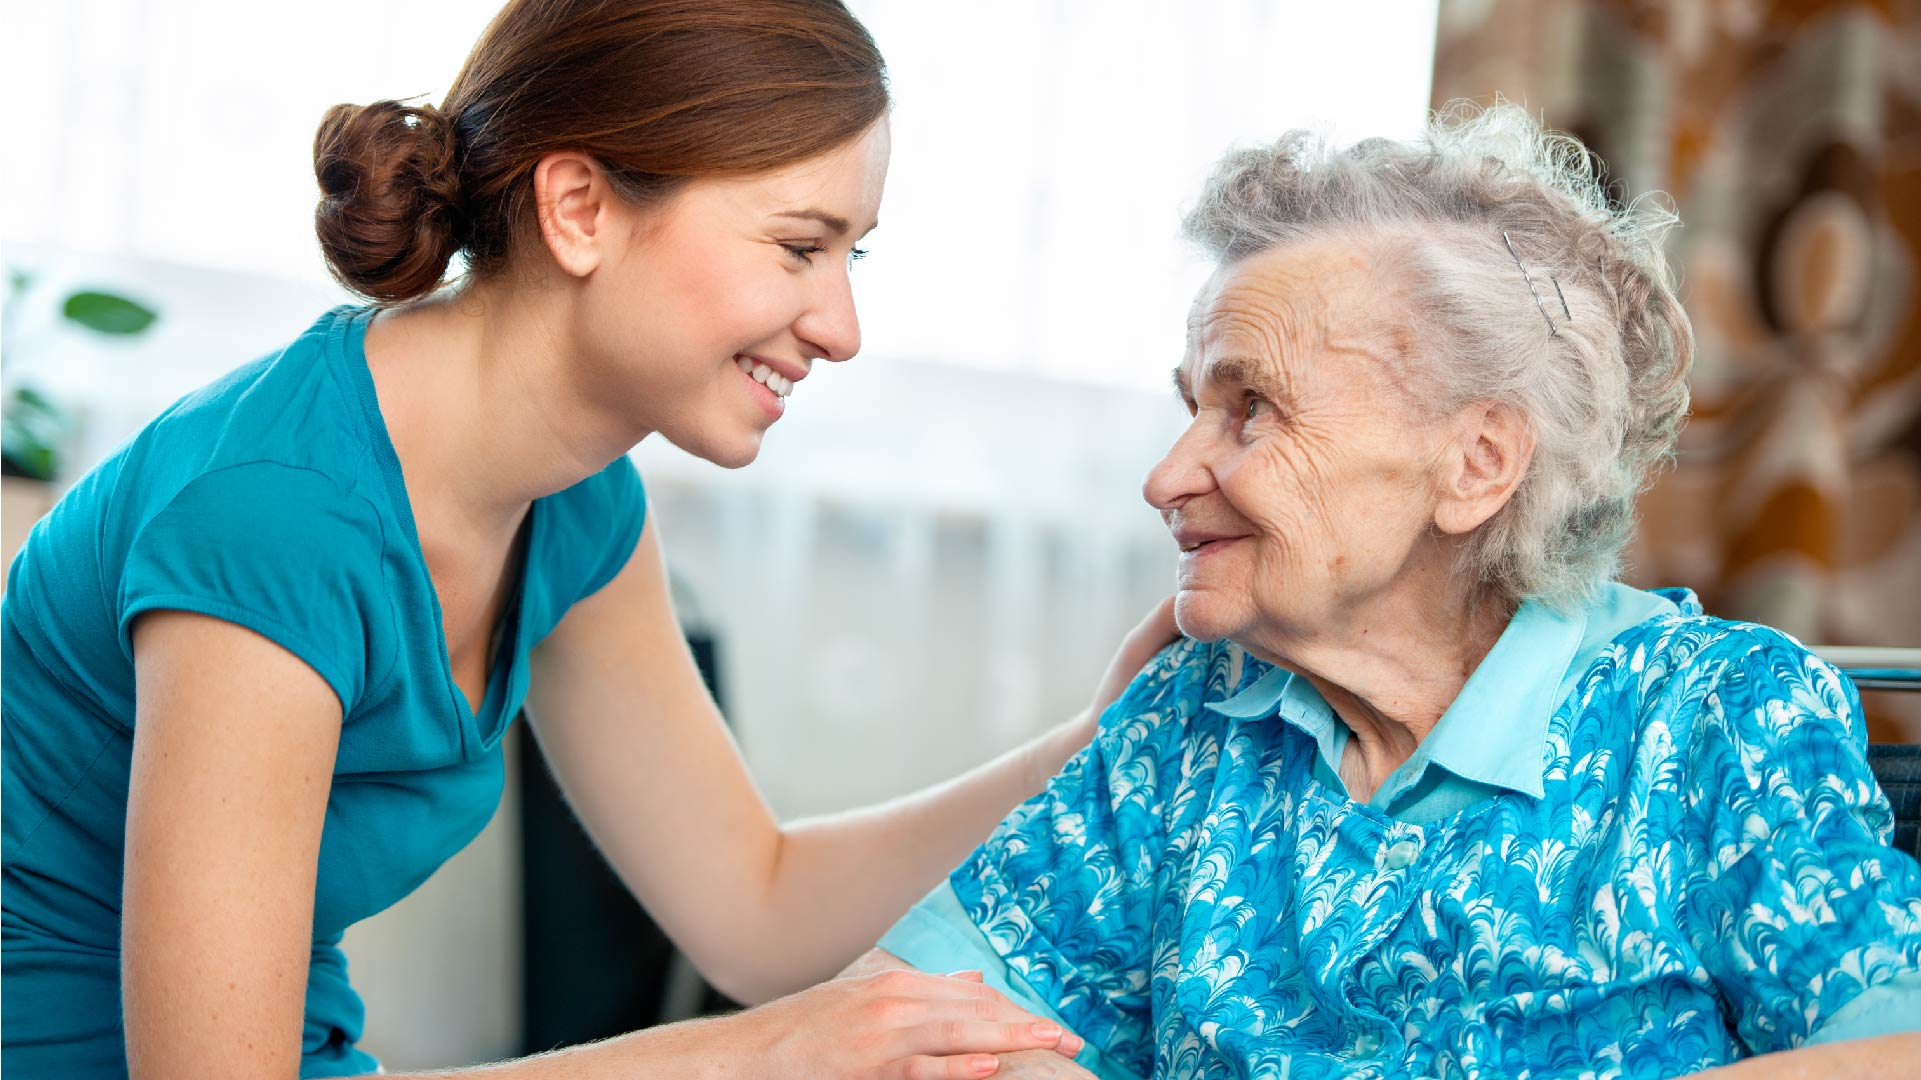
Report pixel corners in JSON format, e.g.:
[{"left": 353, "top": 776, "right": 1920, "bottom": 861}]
[{"left": 880, "top": 584, "right": 1921, "bottom": 1067}]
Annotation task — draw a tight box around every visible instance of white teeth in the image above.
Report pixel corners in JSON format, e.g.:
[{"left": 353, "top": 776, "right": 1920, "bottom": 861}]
[{"left": 737, "top": 357, "right": 795, "bottom": 398}]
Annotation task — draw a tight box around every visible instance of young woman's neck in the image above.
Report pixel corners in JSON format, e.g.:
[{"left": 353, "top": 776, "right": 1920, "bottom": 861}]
[{"left": 363, "top": 276, "right": 650, "bottom": 540}]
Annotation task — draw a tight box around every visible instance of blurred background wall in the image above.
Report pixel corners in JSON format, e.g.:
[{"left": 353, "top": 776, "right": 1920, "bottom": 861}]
[{"left": 1432, "top": 0, "right": 1921, "bottom": 737}]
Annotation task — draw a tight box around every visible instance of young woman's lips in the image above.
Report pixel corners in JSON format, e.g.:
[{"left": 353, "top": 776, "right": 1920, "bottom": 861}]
[{"left": 737, "top": 359, "right": 785, "bottom": 422}]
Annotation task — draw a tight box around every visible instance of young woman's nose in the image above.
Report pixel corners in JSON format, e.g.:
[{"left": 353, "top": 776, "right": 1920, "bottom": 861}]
[{"left": 794, "top": 264, "right": 862, "bottom": 362}]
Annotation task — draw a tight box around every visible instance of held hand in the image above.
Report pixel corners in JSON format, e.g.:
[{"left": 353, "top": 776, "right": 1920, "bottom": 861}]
[
  {"left": 725, "top": 967, "right": 1085, "bottom": 1079},
  {"left": 1087, "top": 597, "right": 1180, "bottom": 722}
]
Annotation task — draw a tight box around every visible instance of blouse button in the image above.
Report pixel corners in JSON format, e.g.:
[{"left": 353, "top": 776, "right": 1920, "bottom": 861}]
[{"left": 1382, "top": 838, "right": 1421, "bottom": 870}]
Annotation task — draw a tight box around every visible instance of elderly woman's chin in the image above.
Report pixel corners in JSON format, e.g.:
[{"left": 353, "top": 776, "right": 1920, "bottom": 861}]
[{"left": 1170, "top": 586, "right": 1255, "bottom": 645}]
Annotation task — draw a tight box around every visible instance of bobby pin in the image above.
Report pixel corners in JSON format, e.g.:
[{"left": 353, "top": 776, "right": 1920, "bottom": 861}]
[{"left": 1502, "top": 230, "right": 1564, "bottom": 338}]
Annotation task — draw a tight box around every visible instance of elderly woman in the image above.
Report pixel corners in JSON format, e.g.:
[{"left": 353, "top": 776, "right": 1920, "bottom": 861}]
[{"left": 844, "top": 106, "right": 1921, "bottom": 1078}]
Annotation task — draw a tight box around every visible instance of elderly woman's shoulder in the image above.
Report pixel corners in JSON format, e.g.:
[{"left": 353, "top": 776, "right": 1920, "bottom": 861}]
[
  {"left": 1097, "top": 636, "right": 1251, "bottom": 739},
  {"left": 1582, "top": 601, "right": 1865, "bottom": 750}
]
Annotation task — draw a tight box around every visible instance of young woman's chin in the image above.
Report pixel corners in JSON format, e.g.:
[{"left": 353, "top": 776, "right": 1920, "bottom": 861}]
[{"left": 664, "top": 426, "right": 766, "bottom": 470}]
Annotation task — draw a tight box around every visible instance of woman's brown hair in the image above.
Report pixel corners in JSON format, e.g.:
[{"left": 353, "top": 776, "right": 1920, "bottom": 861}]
[{"left": 313, "top": 0, "right": 889, "bottom": 304}]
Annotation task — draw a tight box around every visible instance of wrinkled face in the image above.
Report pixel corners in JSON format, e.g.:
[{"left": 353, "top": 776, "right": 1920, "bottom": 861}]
[
  {"left": 1144, "top": 240, "right": 1444, "bottom": 648},
  {"left": 576, "top": 119, "right": 889, "bottom": 468}
]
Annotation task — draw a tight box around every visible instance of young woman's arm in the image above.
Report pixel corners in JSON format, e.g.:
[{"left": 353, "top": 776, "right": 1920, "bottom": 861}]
[
  {"left": 525, "top": 517, "right": 1173, "bottom": 1004},
  {"left": 122, "top": 611, "right": 344, "bottom": 1078},
  {"left": 123, "top": 610, "right": 1073, "bottom": 1080},
  {"left": 1689, "top": 1035, "right": 1921, "bottom": 1079}
]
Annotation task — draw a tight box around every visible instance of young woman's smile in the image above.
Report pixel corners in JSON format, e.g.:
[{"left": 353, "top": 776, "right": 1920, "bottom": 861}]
[{"left": 733, "top": 353, "right": 812, "bottom": 421}]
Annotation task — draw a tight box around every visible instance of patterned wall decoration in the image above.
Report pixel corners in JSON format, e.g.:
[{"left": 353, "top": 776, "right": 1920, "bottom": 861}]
[{"left": 1432, "top": 0, "right": 1921, "bottom": 737}]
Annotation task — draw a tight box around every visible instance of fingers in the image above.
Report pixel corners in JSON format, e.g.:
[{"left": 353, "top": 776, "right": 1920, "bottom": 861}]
[
  {"left": 896, "top": 1054, "right": 1000, "bottom": 1080},
  {"left": 928, "top": 1019, "right": 1071, "bottom": 1056},
  {"left": 991, "top": 1049, "right": 1102, "bottom": 1078},
  {"left": 1128, "top": 595, "right": 1179, "bottom": 648},
  {"left": 863, "top": 969, "right": 1084, "bottom": 1061},
  {"left": 1090, "top": 595, "right": 1182, "bottom": 719}
]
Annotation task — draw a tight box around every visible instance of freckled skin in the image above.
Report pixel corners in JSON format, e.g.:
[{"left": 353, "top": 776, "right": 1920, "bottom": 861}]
[{"left": 1147, "top": 241, "right": 1446, "bottom": 654}]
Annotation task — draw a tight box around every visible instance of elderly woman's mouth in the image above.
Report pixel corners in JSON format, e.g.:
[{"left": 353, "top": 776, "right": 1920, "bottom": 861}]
[{"left": 1176, "top": 533, "right": 1250, "bottom": 556}]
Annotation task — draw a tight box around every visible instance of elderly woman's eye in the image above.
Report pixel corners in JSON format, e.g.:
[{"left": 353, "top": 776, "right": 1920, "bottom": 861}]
[{"left": 1244, "top": 396, "right": 1276, "bottom": 422}]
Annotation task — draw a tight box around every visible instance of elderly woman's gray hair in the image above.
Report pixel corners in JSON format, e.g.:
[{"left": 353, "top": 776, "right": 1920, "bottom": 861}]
[{"left": 1182, "top": 102, "right": 1693, "bottom": 610}]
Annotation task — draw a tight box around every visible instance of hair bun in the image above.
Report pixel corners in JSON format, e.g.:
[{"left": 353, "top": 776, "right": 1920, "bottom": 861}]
[{"left": 312, "top": 100, "right": 465, "bottom": 304}]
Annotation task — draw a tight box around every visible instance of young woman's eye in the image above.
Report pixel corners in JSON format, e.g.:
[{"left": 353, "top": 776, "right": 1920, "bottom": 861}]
[
  {"left": 781, "top": 243, "right": 827, "bottom": 263},
  {"left": 847, "top": 247, "right": 868, "bottom": 268}
]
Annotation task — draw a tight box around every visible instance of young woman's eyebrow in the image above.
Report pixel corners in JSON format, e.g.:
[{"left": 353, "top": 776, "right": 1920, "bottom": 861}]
[
  {"left": 770, "top": 208, "right": 879, "bottom": 239},
  {"left": 768, "top": 206, "right": 879, "bottom": 238}
]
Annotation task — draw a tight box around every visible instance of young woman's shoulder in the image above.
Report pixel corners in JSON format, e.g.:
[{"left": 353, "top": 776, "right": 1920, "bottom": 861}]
[
  {"left": 30, "top": 307, "right": 400, "bottom": 712},
  {"left": 129, "top": 306, "right": 379, "bottom": 488},
  {"left": 531, "top": 451, "right": 647, "bottom": 612}
]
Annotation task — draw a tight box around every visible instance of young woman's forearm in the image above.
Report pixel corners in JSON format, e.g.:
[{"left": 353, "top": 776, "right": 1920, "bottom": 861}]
[
  {"left": 377, "top": 967, "right": 1079, "bottom": 1079},
  {"left": 729, "top": 710, "right": 1097, "bottom": 1002},
  {"left": 1690, "top": 1034, "right": 1921, "bottom": 1079},
  {"left": 728, "top": 604, "right": 1179, "bottom": 1002},
  {"left": 380, "top": 1018, "right": 736, "bottom": 1080}
]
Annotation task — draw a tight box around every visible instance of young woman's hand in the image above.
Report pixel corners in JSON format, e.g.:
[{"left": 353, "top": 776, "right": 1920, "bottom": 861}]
[
  {"left": 718, "top": 967, "right": 1083, "bottom": 1078},
  {"left": 1086, "top": 597, "right": 1179, "bottom": 722}
]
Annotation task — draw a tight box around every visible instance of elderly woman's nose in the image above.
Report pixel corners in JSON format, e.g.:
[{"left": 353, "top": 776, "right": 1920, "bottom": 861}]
[{"left": 1143, "top": 430, "right": 1214, "bottom": 510}]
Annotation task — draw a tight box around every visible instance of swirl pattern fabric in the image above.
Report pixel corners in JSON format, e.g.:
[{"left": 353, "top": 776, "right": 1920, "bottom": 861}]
[{"left": 951, "top": 598, "right": 1921, "bottom": 1078}]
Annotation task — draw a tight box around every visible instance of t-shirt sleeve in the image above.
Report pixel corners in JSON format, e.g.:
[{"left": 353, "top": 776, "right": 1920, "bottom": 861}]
[
  {"left": 534, "top": 451, "right": 653, "bottom": 607},
  {"left": 1680, "top": 631, "right": 1921, "bottom": 1054},
  {"left": 117, "top": 461, "right": 389, "bottom": 713},
  {"left": 945, "top": 638, "right": 1222, "bottom": 1079},
  {"left": 565, "top": 453, "right": 648, "bottom": 602}
]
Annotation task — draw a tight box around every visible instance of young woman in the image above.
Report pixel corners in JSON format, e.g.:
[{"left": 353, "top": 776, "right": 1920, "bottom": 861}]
[{"left": 0, "top": 1, "right": 1174, "bottom": 1076}]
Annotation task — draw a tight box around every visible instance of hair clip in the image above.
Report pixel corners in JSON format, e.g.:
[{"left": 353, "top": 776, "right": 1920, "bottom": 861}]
[{"left": 1502, "top": 230, "right": 1567, "bottom": 338}]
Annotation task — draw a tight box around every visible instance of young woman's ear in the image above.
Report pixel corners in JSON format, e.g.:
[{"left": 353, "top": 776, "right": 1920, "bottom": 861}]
[
  {"left": 532, "top": 152, "right": 614, "bottom": 278},
  {"left": 1433, "top": 401, "right": 1535, "bottom": 536}
]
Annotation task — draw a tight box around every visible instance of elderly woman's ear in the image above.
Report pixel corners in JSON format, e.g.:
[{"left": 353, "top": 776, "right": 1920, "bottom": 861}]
[{"left": 1431, "top": 401, "right": 1534, "bottom": 537}]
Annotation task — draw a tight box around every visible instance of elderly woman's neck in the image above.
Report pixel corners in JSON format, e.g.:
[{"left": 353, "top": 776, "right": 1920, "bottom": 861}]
[{"left": 1252, "top": 584, "right": 1516, "bottom": 802}]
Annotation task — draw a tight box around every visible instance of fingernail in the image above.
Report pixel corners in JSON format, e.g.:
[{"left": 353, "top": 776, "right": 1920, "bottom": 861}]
[
  {"left": 1032, "top": 1021, "right": 1063, "bottom": 1041},
  {"left": 971, "top": 1055, "right": 999, "bottom": 1076},
  {"left": 1062, "top": 1032, "right": 1085, "bottom": 1054}
]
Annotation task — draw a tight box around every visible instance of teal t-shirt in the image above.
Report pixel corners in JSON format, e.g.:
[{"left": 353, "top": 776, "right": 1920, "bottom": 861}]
[{"left": 2, "top": 306, "right": 647, "bottom": 1077}]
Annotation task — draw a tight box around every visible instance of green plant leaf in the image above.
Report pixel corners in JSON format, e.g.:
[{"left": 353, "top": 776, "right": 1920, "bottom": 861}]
[
  {"left": 63, "top": 290, "right": 158, "bottom": 335},
  {"left": 0, "top": 439, "right": 56, "bottom": 481},
  {"left": 11, "top": 386, "right": 59, "bottom": 415},
  {"left": 2, "top": 419, "right": 58, "bottom": 481},
  {"left": 2, "top": 386, "right": 70, "bottom": 481}
]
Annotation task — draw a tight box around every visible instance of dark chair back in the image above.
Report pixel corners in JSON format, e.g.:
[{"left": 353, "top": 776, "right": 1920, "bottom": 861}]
[
  {"left": 1867, "top": 744, "right": 1921, "bottom": 862},
  {"left": 1819, "top": 646, "right": 1921, "bottom": 862}
]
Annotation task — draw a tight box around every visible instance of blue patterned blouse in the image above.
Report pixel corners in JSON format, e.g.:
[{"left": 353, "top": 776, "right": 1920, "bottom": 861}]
[{"left": 881, "top": 587, "right": 1921, "bottom": 1078}]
